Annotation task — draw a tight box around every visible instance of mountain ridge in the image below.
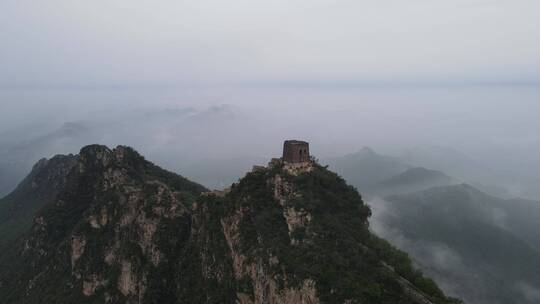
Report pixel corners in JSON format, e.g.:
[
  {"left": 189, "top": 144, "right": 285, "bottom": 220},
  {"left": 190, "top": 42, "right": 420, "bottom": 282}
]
[
  {"left": 0, "top": 144, "right": 460, "bottom": 304},
  {"left": 374, "top": 168, "right": 456, "bottom": 196},
  {"left": 372, "top": 183, "right": 540, "bottom": 304}
]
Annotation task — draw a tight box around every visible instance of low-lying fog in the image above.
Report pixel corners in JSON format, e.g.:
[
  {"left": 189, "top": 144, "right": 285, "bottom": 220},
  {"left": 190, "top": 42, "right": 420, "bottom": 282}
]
[{"left": 1, "top": 84, "right": 540, "bottom": 199}]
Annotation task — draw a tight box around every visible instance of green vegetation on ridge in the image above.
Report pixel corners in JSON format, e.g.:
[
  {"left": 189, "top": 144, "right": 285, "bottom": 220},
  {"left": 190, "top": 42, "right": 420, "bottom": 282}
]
[{"left": 0, "top": 145, "right": 461, "bottom": 304}]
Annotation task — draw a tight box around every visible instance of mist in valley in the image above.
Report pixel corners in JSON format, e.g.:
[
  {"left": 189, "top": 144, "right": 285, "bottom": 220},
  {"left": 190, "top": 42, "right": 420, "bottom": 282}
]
[
  {"left": 2, "top": 0, "right": 540, "bottom": 198},
  {"left": 2, "top": 1, "right": 540, "bottom": 303},
  {"left": 2, "top": 85, "right": 540, "bottom": 199}
]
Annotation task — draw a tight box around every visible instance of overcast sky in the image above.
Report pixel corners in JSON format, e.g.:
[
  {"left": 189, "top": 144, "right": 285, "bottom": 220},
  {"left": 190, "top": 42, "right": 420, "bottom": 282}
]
[{"left": 1, "top": 0, "right": 539, "bottom": 87}]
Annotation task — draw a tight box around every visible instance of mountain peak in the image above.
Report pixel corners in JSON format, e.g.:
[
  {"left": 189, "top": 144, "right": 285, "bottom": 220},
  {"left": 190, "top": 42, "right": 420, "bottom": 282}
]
[
  {"left": 79, "top": 144, "right": 112, "bottom": 164},
  {"left": 18, "top": 153, "right": 78, "bottom": 199},
  {"left": 382, "top": 167, "right": 452, "bottom": 185},
  {"left": 0, "top": 145, "right": 460, "bottom": 304},
  {"left": 373, "top": 167, "right": 455, "bottom": 196},
  {"left": 78, "top": 144, "right": 148, "bottom": 171},
  {"left": 357, "top": 146, "right": 377, "bottom": 157}
]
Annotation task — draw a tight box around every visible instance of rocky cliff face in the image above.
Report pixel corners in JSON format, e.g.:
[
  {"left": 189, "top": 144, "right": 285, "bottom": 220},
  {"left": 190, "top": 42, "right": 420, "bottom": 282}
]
[
  {"left": 0, "top": 145, "right": 461, "bottom": 304},
  {"left": 0, "top": 153, "right": 78, "bottom": 249}
]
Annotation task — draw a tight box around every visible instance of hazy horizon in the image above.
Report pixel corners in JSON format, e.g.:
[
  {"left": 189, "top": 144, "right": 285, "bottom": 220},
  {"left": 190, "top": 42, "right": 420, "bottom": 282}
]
[
  {"left": 1, "top": 0, "right": 540, "bottom": 211},
  {"left": 2, "top": 84, "right": 540, "bottom": 200},
  {"left": 2, "top": 1, "right": 539, "bottom": 87},
  {"left": 2, "top": 2, "right": 540, "bottom": 303}
]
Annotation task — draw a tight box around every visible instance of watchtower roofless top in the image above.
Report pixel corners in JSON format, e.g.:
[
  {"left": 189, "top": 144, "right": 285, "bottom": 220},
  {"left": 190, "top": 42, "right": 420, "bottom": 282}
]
[{"left": 282, "top": 140, "right": 310, "bottom": 163}]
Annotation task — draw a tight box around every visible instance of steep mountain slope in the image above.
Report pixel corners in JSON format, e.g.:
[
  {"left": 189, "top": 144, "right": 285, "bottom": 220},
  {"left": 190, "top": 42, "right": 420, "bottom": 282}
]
[
  {"left": 0, "top": 145, "right": 209, "bottom": 303},
  {"left": 0, "top": 154, "right": 78, "bottom": 249},
  {"left": 0, "top": 145, "right": 460, "bottom": 304},
  {"left": 371, "top": 184, "right": 540, "bottom": 304}
]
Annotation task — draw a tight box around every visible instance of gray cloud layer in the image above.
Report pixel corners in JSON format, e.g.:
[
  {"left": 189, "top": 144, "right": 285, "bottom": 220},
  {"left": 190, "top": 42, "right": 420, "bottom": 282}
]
[{"left": 1, "top": 0, "right": 539, "bottom": 86}]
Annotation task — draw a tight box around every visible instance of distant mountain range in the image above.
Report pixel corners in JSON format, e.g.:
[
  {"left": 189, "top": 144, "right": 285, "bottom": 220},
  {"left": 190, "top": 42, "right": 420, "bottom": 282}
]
[
  {"left": 324, "top": 147, "right": 411, "bottom": 196},
  {"left": 326, "top": 147, "right": 540, "bottom": 304},
  {"left": 399, "top": 146, "right": 489, "bottom": 183},
  {"left": 0, "top": 122, "right": 98, "bottom": 197},
  {"left": 373, "top": 167, "right": 456, "bottom": 196},
  {"left": 1, "top": 134, "right": 539, "bottom": 303},
  {"left": 372, "top": 184, "right": 540, "bottom": 304},
  {"left": 0, "top": 105, "right": 258, "bottom": 198},
  {"left": 177, "top": 157, "right": 268, "bottom": 190}
]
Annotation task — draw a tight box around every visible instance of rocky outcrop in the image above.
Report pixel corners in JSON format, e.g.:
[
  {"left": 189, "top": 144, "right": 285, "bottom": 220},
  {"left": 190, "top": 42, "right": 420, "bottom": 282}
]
[
  {"left": 0, "top": 145, "right": 461, "bottom": 304},
  {"left": 272, "top": 175, "right": 312, "bottom": 245},
  {"left": 0, "top": 145, "right": 208, "bottom": 303},
  {"left": 222, "top": 209, "right": 320, "bottom": 304},
  {"left": 117, "top": 260, "right": 138, "bottom": 297},
  {"left": 71, "top": 235, "right": 86, "bottom": 268}
]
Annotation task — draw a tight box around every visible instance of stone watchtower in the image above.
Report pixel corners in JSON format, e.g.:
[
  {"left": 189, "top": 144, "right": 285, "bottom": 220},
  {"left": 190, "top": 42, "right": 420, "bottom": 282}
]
[{"left": 282, "top": 140, "right": 310, "bottom": 163}]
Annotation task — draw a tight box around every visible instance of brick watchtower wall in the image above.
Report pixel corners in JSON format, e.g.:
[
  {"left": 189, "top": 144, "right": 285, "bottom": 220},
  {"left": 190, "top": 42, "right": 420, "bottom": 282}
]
[{"left": 282, "top": 140, "right": 310, "bottom": 163}]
